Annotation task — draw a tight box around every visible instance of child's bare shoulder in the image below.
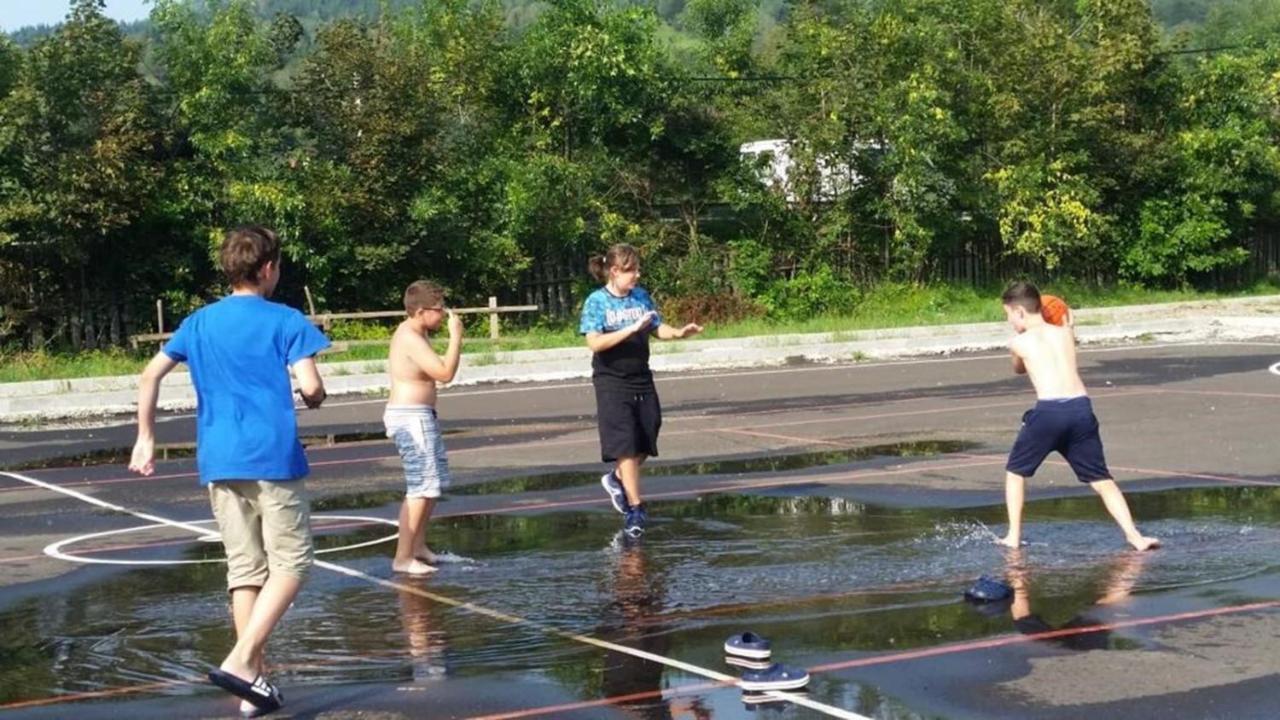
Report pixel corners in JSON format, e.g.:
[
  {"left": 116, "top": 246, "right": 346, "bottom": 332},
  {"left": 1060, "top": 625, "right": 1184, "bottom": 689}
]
[{"left": 389, "top": 323, "right": 425, "bottom": 349}]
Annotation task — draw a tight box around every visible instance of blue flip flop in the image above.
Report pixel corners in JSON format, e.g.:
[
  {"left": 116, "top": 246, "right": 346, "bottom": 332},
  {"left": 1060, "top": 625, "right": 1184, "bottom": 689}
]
[
  {"left": 739, "top": 663, "right": 810, "bottom": 692},
  {"left": 724, "top": 631, "right": 772, "bottom": 659},
  {"left": 964, "top": 575, "right": 1012, "bottom": 603},
  {"left": 208, "top": 669, "right": 283, "bottom": 714}
]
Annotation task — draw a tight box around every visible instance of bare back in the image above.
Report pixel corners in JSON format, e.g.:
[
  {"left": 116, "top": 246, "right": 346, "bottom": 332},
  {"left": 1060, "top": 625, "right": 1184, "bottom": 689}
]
[
  {"left": 387, "top": 321, "right": 440, "bottom": 406},
  {"left": 1011, "top": 323, "right": 1087, "bottom": 399}
]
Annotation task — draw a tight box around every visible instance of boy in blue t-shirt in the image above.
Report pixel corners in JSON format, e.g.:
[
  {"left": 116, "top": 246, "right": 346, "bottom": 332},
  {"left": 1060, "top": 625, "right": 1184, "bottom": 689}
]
[
  {"left": 129, "top": 226, "right": 330, "bottom": 716},
  {"left": 580, "top": 243, "right": 703, "bottom": 538}
]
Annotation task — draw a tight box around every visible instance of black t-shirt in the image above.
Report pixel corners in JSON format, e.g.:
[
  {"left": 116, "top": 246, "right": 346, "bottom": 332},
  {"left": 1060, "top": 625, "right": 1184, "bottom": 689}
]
[{"left": 579, "top": 286, "right": 661, "bottom": 392}]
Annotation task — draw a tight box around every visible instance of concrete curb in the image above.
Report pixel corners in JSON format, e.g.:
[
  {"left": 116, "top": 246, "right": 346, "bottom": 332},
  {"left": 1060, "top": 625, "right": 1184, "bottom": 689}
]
[{"left": 3, "top": 296, "right": 1278, "bottom": 421}]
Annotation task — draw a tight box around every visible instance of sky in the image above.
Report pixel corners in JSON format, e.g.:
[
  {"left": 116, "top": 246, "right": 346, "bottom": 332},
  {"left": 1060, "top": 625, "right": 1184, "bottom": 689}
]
[{"left": 0, "top": 0, "right": 152, "bottom": 32}]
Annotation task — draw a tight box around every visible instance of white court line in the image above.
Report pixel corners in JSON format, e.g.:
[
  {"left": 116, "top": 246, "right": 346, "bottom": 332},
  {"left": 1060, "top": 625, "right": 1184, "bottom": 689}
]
[
  {"left": 43, "top": 515, "right": 399, "bottom": 567},
  {"left": 1269, "top": 361, "right": 1280, "bottom": 377},
  {"left": 0, "top": 469, "right": 869, "bottom": 720}
]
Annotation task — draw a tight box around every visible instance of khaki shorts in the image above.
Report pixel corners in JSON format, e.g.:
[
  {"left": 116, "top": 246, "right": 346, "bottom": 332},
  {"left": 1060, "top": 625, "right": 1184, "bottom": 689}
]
[{"left": 209, "top": 480, "right": 313, "bottom": 591}]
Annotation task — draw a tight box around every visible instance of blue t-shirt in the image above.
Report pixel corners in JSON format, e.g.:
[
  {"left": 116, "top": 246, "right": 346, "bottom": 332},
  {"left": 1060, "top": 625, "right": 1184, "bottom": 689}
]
[
  {"left": 163, "top": 295, "right": 331, "bottom": 485},
  {"left": 579, "top": 286, "right": 662, "bottom": 391}
]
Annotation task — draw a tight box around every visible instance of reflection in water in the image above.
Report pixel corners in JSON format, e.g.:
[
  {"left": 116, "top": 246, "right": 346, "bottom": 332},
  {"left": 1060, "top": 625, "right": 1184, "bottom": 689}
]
[
  {"left": 1004, "top": 548, "right": 1149, "bottom": 652},
  {"left": 398, "top": 583, "right": 447, "bottom": 683},
  {"left": 598, "top": 537, "right": 711, "bottom": 720},
  {"left": 453, "top": 440, "right": 981, "bottom": 497},
  {"left": 2, "top": 486, "right": 1279, "bottom": 711}
]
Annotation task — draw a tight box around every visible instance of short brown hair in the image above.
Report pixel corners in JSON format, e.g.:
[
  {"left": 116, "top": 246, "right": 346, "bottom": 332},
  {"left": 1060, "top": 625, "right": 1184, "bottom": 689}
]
[
  {"left": 404, "top": 280, "right": 446, "bottom": 315},
  {"left": 220, "top": 226, "right": 281, "bottom": 287},
  {"left": 1002, "top": 281, "right": 1041, "bottom": 313}
]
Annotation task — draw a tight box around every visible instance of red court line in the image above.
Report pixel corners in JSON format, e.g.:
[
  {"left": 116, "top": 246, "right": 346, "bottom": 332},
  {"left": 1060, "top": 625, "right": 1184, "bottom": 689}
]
[
  {"left": 0, "top": 457, "right": 1002, "bottom": 565},
  {"left": 1158, "top": 388, "right": 1280, "bottom": 400},
  {"left": 806, "top": 600, "right": 1280, "bottom": 673},
  {"left": 0, "top": 680, "right": 191, "bottom": 710},
  {"left": 719, "top": 427, "right": 851, "bottom": 447},
  {"left": 0, "top": 390, "right": 1077, "bottom": 495},
  {"left": 464, "top": 681, "right": 726, "bottom": 720},
  {"left": 467, "top": 600, "right": 1280, "bottom": 720},
  {"left": 1096, "top": 463, "right": 1280, "bottom": 488}
]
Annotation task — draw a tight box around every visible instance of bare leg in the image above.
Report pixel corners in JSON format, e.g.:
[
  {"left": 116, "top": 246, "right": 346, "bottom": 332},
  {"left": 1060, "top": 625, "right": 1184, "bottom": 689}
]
[
  {"left": 1090, "top": 479, "right": 1160, "bottom": 551},
  {"left": 999, "top": 472, "right": 1026, "bottom": 548},
  {"left": 229, "top": 588, "right": 266, "bottom": 673},
  {"left": 229, "top": 588, "right": 267, "bottom": 714},
  {"left": 219, "top": 574, "right": 303, "bottom": 681},
  {"left": 411, "top": 498, "right": 438, "bottom": 563},
  {"left": 394, "top": 498, "right": 436, "bottom": 575},
  {"left": 615, "top": 455, "right": 646, "bottom": 507}
]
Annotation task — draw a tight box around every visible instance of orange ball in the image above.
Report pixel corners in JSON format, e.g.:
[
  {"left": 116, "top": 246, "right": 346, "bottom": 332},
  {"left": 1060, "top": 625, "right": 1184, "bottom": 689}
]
[{"left": 1040, "top": 294, "right": 1071, "bottom": 326}]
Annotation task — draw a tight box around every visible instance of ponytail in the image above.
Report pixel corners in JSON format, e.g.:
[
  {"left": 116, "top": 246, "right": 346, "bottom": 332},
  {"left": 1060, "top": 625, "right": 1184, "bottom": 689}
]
[
  {"left": 588, "top": 254, "right": 609, "bottom": 282},
  {"left": 588, "top": 243, "right": 640, "bottom": 283}
]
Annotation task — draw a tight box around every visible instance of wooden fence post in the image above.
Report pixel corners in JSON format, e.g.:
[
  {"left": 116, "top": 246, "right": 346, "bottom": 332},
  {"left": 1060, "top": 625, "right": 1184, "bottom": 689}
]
[
  {"left": 488, "top": 296, "right": 499, "bottom": 340},
  {"left": 156, "top": 299, "right": 164, "bottom": 334}
]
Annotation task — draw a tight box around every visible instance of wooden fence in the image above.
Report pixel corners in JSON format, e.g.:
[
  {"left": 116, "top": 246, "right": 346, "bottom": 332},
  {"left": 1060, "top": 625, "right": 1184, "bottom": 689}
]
[{"left": 129, "top": 296, "right": 538, "bottom": 349}]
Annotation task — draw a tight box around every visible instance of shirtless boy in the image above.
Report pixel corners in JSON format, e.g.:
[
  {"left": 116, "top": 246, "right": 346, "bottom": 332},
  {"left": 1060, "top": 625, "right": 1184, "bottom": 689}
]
[
  {"left": 999, "top": 281, "right": 1159, "bottom": 552},
  {"left": 384, "top": 280, "right": 463, "bottom": 574}
]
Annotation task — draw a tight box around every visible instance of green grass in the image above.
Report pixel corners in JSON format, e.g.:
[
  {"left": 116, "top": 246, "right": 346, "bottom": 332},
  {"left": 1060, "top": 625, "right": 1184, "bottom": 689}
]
[{"left": 3, "top": 279, "right": 1277, "bottom": 384}]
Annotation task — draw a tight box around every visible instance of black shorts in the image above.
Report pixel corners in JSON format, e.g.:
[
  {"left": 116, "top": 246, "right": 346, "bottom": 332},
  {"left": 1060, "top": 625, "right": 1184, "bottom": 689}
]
[
  {"left": 594, "top": 387, "right": 662, "bottom": 463},
  {"left": 1006, "top": 396, "right": 1111, "bottom": 482}
]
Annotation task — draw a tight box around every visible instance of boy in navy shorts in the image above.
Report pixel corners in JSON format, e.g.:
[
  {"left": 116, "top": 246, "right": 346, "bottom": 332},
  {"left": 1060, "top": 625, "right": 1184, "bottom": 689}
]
[
  {"left": 999, "top": 282, "right": 1159, "bottom": 552},
  {"left": 580, "top": 244, "right": 703, "bottom": 537}
]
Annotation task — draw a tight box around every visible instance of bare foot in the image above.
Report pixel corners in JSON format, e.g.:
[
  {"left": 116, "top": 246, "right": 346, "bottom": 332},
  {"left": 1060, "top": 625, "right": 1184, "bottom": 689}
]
[
  {"left": 414, "top": 547, "right": 439, "bottom": 565},
  {"left": 393, "top": 558, "right": 438, "bottom": 575},
  {"left": 996, "top": 535, "right": 1022, "bottom": 549},
  {"left": 1127, "top": 535, "right": 1161, "bottom": 551}
]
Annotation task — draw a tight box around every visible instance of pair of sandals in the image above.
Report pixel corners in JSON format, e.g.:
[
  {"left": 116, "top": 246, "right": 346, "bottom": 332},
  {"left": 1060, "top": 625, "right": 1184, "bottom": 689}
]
[
  {"left": 723, "top": 632, "right": 811, "bottom": 692},
  {"left": 208, "top": 669, "right": 283, "bottom": 717}
]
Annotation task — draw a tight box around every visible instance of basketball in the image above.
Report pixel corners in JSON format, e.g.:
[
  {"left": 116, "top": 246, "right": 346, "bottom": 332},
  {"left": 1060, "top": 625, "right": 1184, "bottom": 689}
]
[{"left": 1040, "top": 294, "right": 1070, "bottom": 326}]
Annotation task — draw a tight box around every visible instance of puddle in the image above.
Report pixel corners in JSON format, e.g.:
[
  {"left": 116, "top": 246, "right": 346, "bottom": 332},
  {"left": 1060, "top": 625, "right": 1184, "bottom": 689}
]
[
  {"left": 2, "top": 485, "right": 1278, "bottom": 715},
  {"left": 452, "top": 440, "right": 982, "bottom": 496}
]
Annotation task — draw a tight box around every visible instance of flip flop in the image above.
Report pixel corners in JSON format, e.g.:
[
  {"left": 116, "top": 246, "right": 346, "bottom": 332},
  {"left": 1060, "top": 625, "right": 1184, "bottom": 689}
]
[
  {"left": 208, "top": 669, "right": 283, "bottom": 714},
  {"left": 964, "top": 575, "right": 1012, "bottom": 603}
]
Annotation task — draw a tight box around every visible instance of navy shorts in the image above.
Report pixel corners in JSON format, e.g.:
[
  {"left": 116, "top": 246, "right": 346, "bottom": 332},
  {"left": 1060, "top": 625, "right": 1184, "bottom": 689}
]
[
  {"left": 594, "top": 386, "right": 662, "bottom": 463},
  {"left": 1006, "top": 396, "right": 1111, "bottom": 482}
]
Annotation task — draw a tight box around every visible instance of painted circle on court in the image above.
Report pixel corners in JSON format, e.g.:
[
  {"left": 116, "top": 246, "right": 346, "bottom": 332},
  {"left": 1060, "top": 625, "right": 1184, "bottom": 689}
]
[
  {"left": 1270, "top": 361, "right": 1280, "bottom": 377},
  {"left": 44, "top": 514, "right": 398, "bottom": 566}
]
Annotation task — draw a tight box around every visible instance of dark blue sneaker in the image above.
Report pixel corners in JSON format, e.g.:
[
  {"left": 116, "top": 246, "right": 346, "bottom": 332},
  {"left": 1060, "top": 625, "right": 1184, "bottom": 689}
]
[
  {"left": 724, "top": 631, "right": 772, "bottom": 660},
  {"left": 624, "top": 505, "right": 647, "bottom": 537},
  {"left": 739, "top": 663, "right": 810, "bottom": 692},
  {"left": 601, "top": 471, "right": 629, "bottom": 514}
]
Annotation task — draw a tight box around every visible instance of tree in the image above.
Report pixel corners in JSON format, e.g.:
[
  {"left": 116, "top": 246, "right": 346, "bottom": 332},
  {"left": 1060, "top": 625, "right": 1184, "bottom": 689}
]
[{"left": 0, "top": 0, "right": 162, "bottom": 348}]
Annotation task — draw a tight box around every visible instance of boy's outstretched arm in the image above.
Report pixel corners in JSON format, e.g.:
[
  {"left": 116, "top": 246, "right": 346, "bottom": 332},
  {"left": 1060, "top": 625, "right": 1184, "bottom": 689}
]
[
  {"left": 655, "top": 322, "right": 703, "bottom": 340},
  {"left": 129, "top": 352, "right": 179, "bottom": 476},
  {"left": 293, "top": 357, "right": 327, "bottom": 409}
]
